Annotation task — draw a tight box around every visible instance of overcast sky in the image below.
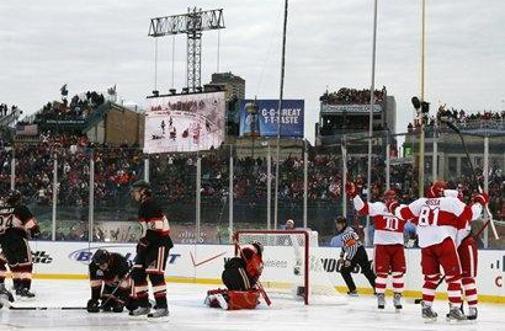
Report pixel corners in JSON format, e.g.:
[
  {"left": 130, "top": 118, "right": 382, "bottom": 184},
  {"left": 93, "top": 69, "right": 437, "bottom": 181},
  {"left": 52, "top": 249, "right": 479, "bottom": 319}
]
[{"left": 1, "top": 0, "right": 504, "bottom": 142}]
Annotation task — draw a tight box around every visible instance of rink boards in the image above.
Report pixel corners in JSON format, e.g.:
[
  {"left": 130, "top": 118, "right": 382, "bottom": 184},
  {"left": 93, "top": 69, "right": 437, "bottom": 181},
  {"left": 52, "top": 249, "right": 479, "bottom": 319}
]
[{"left": 23, "top": 241, "right": 505, "bottom": 303}]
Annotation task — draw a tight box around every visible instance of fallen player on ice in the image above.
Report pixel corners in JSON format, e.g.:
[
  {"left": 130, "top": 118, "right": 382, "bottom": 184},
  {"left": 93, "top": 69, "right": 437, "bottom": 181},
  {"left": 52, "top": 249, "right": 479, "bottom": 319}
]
[{"left": 205, "top": 241, "right": 266, "bottom": 310}]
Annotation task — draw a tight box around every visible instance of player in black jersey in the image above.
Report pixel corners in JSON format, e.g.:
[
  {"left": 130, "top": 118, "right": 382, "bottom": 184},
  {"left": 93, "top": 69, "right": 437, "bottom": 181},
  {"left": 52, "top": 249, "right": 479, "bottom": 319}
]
[
  {"left": 129, "top": 180, "right": 173, "bottom": 318},
  {"left": 87, "top": 249, "right": 132, "bottom": 313},
  {"left": 0, "top": 190, "right": 39, "bottom": 299}
]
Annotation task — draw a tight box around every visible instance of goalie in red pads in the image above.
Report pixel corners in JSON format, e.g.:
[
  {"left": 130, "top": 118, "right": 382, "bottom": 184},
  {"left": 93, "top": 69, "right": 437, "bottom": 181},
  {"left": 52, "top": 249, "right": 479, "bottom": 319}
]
[{"left": 206, "top": 242, "right": 264, "bottom": 310}]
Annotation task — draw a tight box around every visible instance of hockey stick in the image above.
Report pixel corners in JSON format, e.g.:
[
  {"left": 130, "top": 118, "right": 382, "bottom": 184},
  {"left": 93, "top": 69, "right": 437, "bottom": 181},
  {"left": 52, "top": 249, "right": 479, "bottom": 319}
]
[
  {"left": 444, "top": 120, "right": 499, "bottom": 240},
  {"left": 9, "top": 305, "right": 86, "bottom": 310},
  {"left": 233, "top": 241, "right": 272, "bottom": 306},
  {"left": 97, "top": 268, "right": 133, "bottom": 310}
]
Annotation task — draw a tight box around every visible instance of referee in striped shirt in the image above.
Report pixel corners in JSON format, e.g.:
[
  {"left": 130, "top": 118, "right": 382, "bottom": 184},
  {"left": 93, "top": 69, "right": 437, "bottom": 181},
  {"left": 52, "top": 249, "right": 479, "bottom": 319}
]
[{"left": 336, "top": 216, "right": 376, "bottom": 296}]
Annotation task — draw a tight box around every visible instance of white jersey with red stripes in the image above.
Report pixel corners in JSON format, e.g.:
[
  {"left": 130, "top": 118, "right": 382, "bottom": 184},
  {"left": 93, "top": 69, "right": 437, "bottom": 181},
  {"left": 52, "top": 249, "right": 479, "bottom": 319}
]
[
  {"left": 394, "top": 196, "right": 480, "bottom": 248},
  {"left": 443, "top": 189, "right": 483, "bottom": 247},
  {"left": 352, "top": 195, "right": 405, "bottom": 245}
]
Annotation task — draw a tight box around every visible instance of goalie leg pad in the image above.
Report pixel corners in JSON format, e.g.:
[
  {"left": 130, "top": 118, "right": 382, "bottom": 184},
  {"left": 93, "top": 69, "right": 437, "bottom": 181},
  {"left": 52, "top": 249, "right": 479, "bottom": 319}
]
[
  {"left": 205, "top": 289, "right": 228, "bottom": 309},
  {"left": 205, "top": 289, "right": 260, "bottom": 310},
  {"left": 227, "top": 290, "right": 260, "bottom": 310}
]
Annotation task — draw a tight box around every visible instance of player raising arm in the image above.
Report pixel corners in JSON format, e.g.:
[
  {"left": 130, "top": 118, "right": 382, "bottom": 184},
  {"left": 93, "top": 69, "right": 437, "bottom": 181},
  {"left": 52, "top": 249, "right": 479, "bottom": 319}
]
[
  {"left": 346, "top": 182, "right": 406, "bottom": 310},
  {"left": 388, "top": 181, "right": 485, "bottom": 322},
  {"left": 205, "top": 242, "right": 264, "bottom": 310}
]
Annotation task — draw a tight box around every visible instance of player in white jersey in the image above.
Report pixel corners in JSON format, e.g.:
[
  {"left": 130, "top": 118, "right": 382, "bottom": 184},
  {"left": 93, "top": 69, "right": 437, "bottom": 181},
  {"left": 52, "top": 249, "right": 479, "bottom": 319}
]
[
  {"left": 346, "top": 182, "right": 406, "bottom": 310},
  {"left": 388, "top": 181, "right": 485, "bottom": 322},
  {"left": 445, "top": 188, "right": 482, "bottom": 320}
]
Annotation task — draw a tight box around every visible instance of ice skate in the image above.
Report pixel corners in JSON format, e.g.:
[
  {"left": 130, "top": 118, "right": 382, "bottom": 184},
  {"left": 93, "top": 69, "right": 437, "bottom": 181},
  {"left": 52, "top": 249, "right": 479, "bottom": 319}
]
[
  {"left": 421, "top": 302, "right": 438, "bottom": 322},
  {"left": 467, "top": 307, "right": 478, "bottom": 321},
  {"left": 129, "top": 305, "right": 150, "bottom": 317},
  {"left": 446, "top": 305, "right": 467, "bottom": 323},
  {"left": 16, "top": 287, "right": 35, "bottom": 301},
  {"left": 393, "top": 293, "right": 402, "bottom": 311},
  {"left": 377, "top": 293, "right": 385, "bottom": 309}
]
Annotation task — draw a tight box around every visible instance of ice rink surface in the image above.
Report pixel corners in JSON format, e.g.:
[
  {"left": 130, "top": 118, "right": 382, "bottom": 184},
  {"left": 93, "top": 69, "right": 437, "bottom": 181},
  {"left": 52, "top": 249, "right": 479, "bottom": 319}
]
[{"left": 1, "top": 280, "right": 504, "bottom": 331}]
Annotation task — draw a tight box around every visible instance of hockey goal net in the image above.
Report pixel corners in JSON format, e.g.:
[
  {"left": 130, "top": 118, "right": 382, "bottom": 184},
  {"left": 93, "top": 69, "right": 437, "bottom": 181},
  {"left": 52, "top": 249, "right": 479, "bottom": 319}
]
[{"left": 234, "top": 230, "right": 346, "bottom": 305}]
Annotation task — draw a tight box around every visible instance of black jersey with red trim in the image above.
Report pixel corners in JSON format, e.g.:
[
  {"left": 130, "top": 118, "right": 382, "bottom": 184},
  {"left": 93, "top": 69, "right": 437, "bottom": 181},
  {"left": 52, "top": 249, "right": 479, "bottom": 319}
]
[
  {"left": 138, "top": 197, "right": 171, "bottom": 243},
  {"left": 0, "top": 204, "right": 38, "bottom": 239},
  {"left": 89, "top": 253, "right": 130, "bottom": 300}
]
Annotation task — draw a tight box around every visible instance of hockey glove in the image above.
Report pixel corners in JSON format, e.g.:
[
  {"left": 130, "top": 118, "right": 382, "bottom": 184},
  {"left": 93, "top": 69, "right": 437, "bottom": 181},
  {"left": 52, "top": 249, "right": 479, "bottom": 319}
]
[
  {"left": 345, "top": 182, "right": 358, "bottom": 199},
  {"left": 386, "top": 200, "right": 400, "bottom": 214},
  {"left": 87, "top": 299, "right": 100, "bottom": 313},
  {"left": 472, "top": 192, "right": 489, "bottom": 206}
]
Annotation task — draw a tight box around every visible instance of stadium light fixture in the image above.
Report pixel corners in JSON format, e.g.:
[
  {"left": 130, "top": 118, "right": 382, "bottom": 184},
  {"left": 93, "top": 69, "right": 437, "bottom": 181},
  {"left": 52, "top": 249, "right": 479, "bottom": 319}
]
[{"left": 411, "top": 96, "right": 421, "bottom": 110}]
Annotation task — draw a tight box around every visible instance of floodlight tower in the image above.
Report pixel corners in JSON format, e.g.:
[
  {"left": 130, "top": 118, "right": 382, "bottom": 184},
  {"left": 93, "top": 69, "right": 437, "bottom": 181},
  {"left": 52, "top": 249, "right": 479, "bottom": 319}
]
[{"left": 148, "top": 8, "right": 225, "bottom": 92}]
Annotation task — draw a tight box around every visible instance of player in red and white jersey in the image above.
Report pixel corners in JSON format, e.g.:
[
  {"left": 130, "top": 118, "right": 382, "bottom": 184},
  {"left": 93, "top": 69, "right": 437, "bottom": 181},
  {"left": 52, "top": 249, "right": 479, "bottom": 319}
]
[
  {"left": 388, "top": 181, "right": 485, "bottom": 322},
  {"left": 129, "top": 180, "right": 174, "bottom": 319},
  {"left": 346, "top": 182, "right": 406, "bottom": 311},
  {"left": 445, "top": 188, "right": 484, "bottom": 320}
]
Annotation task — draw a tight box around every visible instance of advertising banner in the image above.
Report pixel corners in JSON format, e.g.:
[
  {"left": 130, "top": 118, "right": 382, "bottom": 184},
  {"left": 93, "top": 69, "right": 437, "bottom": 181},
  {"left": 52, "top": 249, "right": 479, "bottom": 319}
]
[
  {"left": 239, "top": 99, "right": 304, "bottom": 138},
  {"left": 27, "top": 241, "right": 505, "bottom": 302}
]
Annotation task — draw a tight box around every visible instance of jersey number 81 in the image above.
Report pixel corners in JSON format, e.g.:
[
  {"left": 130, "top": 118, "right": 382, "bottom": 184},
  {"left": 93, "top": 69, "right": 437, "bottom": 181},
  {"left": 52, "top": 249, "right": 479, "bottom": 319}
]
[{"left": 418, "top": 206, "right": 440, "bottom": 227}]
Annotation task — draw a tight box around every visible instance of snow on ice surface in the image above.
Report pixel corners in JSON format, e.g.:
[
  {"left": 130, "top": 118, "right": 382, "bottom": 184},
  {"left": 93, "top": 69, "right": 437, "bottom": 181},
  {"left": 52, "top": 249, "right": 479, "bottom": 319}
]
[{"left": 1, "top": 280, "right": 504, "bottom": 331}]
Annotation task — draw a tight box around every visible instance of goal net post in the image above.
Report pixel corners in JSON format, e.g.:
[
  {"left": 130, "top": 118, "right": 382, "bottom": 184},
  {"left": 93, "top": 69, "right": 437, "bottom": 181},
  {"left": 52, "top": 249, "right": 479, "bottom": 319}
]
[{"left": 234, "top": 230, "right": 346, "bottom": 305}]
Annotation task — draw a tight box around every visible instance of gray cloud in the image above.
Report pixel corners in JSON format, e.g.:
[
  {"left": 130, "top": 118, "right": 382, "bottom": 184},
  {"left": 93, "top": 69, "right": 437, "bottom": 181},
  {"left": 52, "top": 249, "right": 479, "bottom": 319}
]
[{"left": 0, "top": 0, "right": 504, "bottom": 142}]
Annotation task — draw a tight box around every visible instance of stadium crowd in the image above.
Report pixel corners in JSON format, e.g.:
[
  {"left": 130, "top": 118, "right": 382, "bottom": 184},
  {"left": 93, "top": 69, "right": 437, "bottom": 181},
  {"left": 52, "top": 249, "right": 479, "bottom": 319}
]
[
  {"left": 1, "top": 134, "right": 503, "bottom": 216},
  {"left": 320, "top": 87, "right": 386, "bottom": 105},
  {"left": 408, "top": 105, "right": 505, "bottom": 132},
  {"left": 34, "top": 91, "right": 106, "bottom": 122},
  {"left": 0, "top": 129, "right": 504, "bottom": 243},
  {"left": 0, "top": 103, "right": 18, "bottom": 118}
]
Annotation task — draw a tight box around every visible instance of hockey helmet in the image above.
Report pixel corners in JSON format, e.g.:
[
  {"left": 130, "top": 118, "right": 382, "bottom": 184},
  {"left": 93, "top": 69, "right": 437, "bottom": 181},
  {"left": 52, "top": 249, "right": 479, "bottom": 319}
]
[
  {"left": 130, "top": 180, "right": 151, "bottom": 192},
  {"left": 251, "top": 241, "right": 264, "bottom": 256},
  {"left": 6, "top": 190, "right": 22, "bottom": 206},
  {"left": 383, "top": 189, "right": 397, "bottom": 203},
  {"left": 427, "top": 180, "right": 447, "bottom": 198},
  {"left": 92, "top": 249, "right": 110, "bottom": 266},
  {"left": 335, "top": 216, "right": 347, "bottom": 225}
]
